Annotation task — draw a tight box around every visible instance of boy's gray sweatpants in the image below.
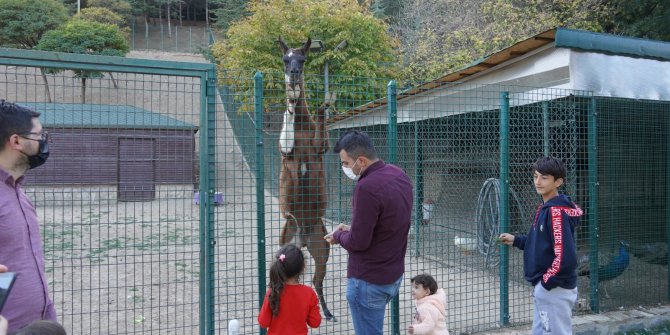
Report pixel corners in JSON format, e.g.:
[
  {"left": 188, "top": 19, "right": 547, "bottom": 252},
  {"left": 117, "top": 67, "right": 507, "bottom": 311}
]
[{"left": 532, "top": 283, "right": 578, "bottom": 335}]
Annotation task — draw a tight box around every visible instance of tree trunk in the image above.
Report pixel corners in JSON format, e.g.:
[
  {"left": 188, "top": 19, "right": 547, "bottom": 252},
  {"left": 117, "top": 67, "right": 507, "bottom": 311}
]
[
  {"left": 167, "top": 1, "right": 172, "bottom": 38},
  {"left": 144, "top": 15, "right": 149, "bottom": 41},
  {"left": 40, "top": 69, "right": 52, "bottom": 103},
  {"left": 81, "top": 77, "right": 86, "bottom": 104},
  {"left": 179, "top": 1, "right": 182, "bottom": 26},
  {"left": 109, "top": 72, "right": 118, "bottom": 89},
  {"left": 205, "top": 0, "right": 209, "bottom": 28}
]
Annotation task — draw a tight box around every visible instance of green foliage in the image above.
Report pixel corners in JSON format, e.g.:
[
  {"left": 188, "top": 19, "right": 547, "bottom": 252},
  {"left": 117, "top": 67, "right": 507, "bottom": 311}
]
[
  {"left": 211, "top": 0, "right": 399, "bottom": 113},
  {"left": 0, "top": 0, "right": 69, "bottom": 48},
  {"left": 211, "top": 0, "right": 249, "bottom": 33},
  {"left": 87, "top": 0, "right": 134, "bottom": 24},
  {"left": 605, "top": 0, "right": 670, "bottom": 41},
  {"left": 369, "top": 0, "right": 403, "bottom": 23},
  {"left": 36, "top": 20, "right": 129, "bottom": 78},
  {"left": 75, "top": 7, "right": 131, "bottom": 38},
  {"left": 393, "top": 0, "right": 610, "bottom": 84}
]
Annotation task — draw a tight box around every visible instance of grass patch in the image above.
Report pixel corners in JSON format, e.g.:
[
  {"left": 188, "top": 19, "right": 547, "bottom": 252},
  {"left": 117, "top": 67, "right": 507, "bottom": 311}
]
[{"left": 616, "top": 321, "right": 670, "bottom": 335}]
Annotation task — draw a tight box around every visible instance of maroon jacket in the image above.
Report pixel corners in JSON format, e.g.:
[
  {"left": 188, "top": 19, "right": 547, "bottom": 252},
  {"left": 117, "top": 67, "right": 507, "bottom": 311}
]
[{"left": 334, "top": 160, "right": 413, "bottom": 285}]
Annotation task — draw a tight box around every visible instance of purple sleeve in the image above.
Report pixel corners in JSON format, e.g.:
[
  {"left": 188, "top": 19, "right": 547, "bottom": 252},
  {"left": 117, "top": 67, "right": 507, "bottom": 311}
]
[{"left": 334, "top": 187, "right": 381, "bottom": 251}]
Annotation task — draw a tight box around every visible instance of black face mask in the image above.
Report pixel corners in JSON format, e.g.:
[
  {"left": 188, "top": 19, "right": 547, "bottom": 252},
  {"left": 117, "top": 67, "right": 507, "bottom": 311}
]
[{"left": 22, "top": 139, "right": 50, "bottom": 169}]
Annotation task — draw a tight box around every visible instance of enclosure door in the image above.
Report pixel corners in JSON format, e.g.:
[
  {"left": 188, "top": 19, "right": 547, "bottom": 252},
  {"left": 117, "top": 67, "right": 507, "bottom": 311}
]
[{"left": 118, "top": 137, "right": 156, "bottom": 201}]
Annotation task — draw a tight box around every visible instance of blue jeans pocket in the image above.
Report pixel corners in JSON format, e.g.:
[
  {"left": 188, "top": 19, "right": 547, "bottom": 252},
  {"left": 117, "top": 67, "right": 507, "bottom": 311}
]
[
  {"left": 365, "top": 278, "right": 401, "bottom": 309},
  {"left": 366, "top": 284, "right": 391, "bottom": 309}
]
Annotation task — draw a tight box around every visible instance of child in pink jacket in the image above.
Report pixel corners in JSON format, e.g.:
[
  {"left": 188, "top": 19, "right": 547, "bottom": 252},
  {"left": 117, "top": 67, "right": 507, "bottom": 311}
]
[{"left": 408, "top": 274, "right": 450, "bottom": 335}]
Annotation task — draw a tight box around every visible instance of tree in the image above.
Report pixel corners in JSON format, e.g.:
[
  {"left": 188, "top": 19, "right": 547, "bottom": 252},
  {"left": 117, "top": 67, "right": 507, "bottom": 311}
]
[
  {"left": 75, "top": 7, "right": 129, "bottom": 32},
  {"left": 87, "top": 0, "right": 134, "bottom": 25},
  {"left": 211, "top": 0, "right": 399, "bottom": 113},
  {"left": 0, "top": 0, "right": 69, "bottom": 49},
  {"left": 604, "top": 0, "right": 670, "bottom": 41},
  {"left": 36, "top": 20, "right": 130, "bottom": 103},
  {"left": 211, "top": 0, "right": 249, "bottom": 33},
  {"left": 74, "top": 7, "right": 131, "bottom": 88},
  {"left": 0, "top": 0, "right": 69, "bottom": 102},
  {"left": 390, "top": 0, "right": 610, "bottom": 84},
  {"left": 369, "top": 0, "right": 403, "bottom": 24}
]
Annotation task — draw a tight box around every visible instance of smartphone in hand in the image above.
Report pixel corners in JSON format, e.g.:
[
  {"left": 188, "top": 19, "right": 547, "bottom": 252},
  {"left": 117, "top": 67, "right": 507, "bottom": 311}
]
[{"left": 0, "top": 272, "right": 17, "bottom": 313}]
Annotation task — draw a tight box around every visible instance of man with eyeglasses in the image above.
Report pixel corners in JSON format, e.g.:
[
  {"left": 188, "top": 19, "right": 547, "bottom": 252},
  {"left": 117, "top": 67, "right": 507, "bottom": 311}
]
[{"left": 0, "top": 100, "right": 56, "bottom": 332}]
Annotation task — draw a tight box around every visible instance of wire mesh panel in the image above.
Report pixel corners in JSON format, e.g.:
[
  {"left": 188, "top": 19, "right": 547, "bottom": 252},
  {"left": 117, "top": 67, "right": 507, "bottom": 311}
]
[
  {"left": 592, "top": 97, "right": 670, "bottom": 311},
  {"left": 0, "top": 50, "right": 210, "bottom": 334},
  {"left": 328, "top": 84, "right": 593, "bottom": 333},
  {"left": 4, "top": 47, "right": 670, "bottom": 335},
  {"left": 216, "top": 69, "right": 393, "bottom": 334}
]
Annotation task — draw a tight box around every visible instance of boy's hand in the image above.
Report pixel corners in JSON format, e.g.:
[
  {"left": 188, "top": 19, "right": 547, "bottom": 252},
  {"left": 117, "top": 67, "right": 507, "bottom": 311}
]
[
  {"left": 408, "top": 325, "right": 414, "bottom": 334},
  {"left": 498, "top": 233, "right": 515, "bottom": 246}
]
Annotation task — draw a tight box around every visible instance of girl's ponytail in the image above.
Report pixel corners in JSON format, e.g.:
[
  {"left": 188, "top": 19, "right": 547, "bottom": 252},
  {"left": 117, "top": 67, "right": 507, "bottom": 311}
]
[{"left": 267, "top": 244, "right": 305, "bottom": 317}]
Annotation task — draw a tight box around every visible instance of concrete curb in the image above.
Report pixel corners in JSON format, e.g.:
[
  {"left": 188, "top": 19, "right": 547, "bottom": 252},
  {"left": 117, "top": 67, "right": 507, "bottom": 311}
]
[{"left": 474, "top": 306, "right": 670, "bottom": 334}]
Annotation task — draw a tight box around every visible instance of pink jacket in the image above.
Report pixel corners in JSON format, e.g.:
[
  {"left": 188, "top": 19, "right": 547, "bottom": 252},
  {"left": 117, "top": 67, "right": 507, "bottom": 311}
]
[{"left": 411, "top": 288, "right": 450, "bottom": 335}]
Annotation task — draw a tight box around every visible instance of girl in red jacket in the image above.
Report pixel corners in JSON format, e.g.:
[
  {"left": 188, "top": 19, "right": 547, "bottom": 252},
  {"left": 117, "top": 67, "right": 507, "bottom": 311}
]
[{"left": 258, "top": 244, "right": 321, "bottom": 334}]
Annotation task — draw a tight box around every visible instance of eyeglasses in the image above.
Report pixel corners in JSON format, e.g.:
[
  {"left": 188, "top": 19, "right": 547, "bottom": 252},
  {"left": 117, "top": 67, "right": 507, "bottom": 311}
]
[{"left": 19, "top": 131, "right": 50, "bottom": 143}]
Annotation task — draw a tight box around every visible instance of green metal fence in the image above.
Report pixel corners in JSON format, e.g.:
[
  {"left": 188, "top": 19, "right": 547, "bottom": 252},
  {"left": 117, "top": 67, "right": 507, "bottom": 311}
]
[
  {"left": 0, "top": 48, "right": 217, "bottom": 334},
  {"left": 2, "top": 48, "right": 670, "bottom": 335}
]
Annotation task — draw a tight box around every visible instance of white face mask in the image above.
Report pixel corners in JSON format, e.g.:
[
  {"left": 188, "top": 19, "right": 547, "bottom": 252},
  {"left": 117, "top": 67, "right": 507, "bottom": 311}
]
[{"left": 342, "top": 159, "right": 360, "bottom": 181}]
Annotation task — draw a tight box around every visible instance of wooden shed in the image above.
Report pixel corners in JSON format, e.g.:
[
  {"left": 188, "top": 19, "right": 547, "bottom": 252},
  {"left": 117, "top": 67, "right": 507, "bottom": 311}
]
[{"left": 22, "top": 103, "right": 197, "bottom": 202}]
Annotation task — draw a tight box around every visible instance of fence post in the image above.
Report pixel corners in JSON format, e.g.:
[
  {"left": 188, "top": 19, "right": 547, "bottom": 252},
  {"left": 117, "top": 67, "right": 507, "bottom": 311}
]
[
  {"left": 131, "top": 20, "right": 135, "bottom": 49},
  {"left": 387, "top": 80, "right": 400, "bottom": 335},
  {"left": 667, "top": 106, "right": 670, "bottom": 300},
  {"left": 254, "top": 72, "right": 267, "bottom": 335},
  {"left": 668, "top": 109, "right": 670, "bottom": 301},
  {"left": 499, "top": 91, "right": 510, "bottom": 326},
  {"left": 199, "top": 70, "right": 216, "bottom": 335},
  {"left": 588, "top": 97, "right": 600, "bottom": 312},
  {"left": 414, "top": 121, "right": 423, "bottom": 257}
]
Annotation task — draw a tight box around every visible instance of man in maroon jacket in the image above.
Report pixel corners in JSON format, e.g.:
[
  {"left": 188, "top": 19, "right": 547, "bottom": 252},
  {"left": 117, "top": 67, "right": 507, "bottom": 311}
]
[{"left": 325, "top": 130, "right": 413, "bottom": 335}]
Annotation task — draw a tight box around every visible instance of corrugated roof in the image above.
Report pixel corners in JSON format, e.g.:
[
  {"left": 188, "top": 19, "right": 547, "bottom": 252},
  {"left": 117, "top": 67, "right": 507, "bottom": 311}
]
[
  {"left": 329, "top": 28, "right": 670, "bottom": 124},
  {"left": 20, "top": 103, "right": 197, "bottom": 130}
]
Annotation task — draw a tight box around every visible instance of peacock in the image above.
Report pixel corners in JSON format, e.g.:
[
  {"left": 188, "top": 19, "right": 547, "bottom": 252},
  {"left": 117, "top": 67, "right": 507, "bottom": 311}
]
[
  {"left": 577, "top": 241, "right": 629, "bottom": 298},
  {"left": 628, "top": 242, "right": 668, "bottom": 265}
]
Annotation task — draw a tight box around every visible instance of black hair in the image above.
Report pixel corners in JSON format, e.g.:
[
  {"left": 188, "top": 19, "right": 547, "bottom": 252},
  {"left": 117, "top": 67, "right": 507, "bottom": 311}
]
[
  {"left": 411, "top": 273, "right": 438, "bottom": 295},
  {"left": 268, "top": 244, "right": 305, "bottom": 317},
  {"left": 333, "top": 130, "right": 378, "bottom": 160},
  {"left": 10, "top": 320, "right": 67, "bottom": 335},
  {"left": 0, "top": 100, "right": 40, "bottom": 146},
  {"left": 533, "top": 156, "right": 566, "bottom": 181}
]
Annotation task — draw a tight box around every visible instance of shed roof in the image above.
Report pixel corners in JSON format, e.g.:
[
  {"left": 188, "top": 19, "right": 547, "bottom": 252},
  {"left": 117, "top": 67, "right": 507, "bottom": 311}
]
[
  {"left": 20, "top": 103, "right": 197, "bottom": 130},
  {"left": 329, "top": 28, "right": 670, "bottom": 124}
]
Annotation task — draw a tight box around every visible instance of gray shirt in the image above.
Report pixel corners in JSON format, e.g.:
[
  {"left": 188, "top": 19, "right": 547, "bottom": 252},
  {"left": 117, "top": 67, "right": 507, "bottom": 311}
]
[{"left": 0, "top": 168, "right": 56, "bottom": 332}]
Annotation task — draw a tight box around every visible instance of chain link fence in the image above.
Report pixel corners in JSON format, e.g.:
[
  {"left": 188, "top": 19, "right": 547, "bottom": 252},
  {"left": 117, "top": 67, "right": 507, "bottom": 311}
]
[{"left": 1, "top": 48, "right": 670, "bottom": 334}]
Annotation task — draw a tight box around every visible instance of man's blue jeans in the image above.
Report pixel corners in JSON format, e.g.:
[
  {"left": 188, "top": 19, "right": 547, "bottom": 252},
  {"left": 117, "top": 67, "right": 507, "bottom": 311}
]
[{"left": 346, "top": 276, "right": 403, "bottom": 335}]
